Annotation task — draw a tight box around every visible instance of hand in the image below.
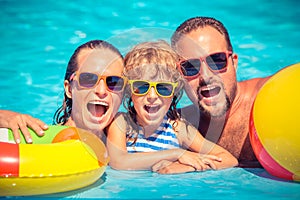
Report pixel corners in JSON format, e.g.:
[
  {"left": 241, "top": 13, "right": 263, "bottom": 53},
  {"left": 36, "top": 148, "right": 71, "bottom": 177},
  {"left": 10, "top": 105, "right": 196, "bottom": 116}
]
[
  {"left": 178, "top": 151, "right": 222, "bottom": 171},
  {"left": 152, "top": 160, "right": 196, "bottom": 174},
  {"left": 0, "top": 110, "right": 48, "bottom": 143}
]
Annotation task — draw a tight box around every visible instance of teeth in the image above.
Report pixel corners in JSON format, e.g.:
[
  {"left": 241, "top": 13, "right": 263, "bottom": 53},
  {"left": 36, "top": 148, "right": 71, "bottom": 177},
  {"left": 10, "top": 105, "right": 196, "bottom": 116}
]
[
  {"left": 200, "top": 85, "right": 221, "bottom": 98},
  {"left": 87, "top": 101, "right": 108, "bottom": 118},
  {"left": 146, "top": 105, "right": 159, "bottom": 110},
  {"left": 89, "top": 101, "right": 108, "bottom": 107},
  {"left": 146, "top": 104, "right": 158, "bottom": 108},
  {"left": 202, "top": 85, "right": 217, "bottom": 91},
  {"left": 145, "top": 104, "right": 160, "bottom": 113}
]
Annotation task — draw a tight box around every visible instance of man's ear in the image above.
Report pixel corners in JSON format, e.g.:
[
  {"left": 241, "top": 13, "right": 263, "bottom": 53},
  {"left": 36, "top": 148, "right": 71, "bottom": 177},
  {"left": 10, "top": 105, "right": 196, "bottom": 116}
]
[
  {"left": 64, "top": 80, "right": 72, "bottom": 98},
  {"left": 232, "top": 53, "right": 238, "bottom": 70}
]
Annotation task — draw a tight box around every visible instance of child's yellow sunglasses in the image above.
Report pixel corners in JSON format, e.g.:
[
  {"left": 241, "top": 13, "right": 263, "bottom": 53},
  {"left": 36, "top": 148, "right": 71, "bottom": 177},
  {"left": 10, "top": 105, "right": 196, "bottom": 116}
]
[{"left": 128, "top": 80, "right": 178, "bottom": 98}]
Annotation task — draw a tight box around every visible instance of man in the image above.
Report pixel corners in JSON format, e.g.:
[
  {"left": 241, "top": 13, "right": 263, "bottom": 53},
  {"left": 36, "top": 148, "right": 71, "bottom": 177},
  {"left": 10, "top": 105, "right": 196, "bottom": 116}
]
[{"left": 171, "top": 17, "right": 270, "bottom": 168}]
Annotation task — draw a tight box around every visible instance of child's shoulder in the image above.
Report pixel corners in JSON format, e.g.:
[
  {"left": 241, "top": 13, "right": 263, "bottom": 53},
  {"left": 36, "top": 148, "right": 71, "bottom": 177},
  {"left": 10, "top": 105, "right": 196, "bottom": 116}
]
[
  {"left": 174, "top": 118, "right": 200, "bottom": 135},
  {"left": 112, "top": 112, "right": 128, "bottom": 125},
  {"left": 171, "top": 117, "right": 191, "bottom": 127},
  {"left": 113, "top": 112, "right": 137, "bottom": 126},
  {"left": 115, "top": 111, "right": 127, "bottom": 118}
]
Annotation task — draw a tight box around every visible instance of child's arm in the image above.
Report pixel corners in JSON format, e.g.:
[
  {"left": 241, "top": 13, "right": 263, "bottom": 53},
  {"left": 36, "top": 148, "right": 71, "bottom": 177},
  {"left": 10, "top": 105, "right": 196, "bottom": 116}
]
[
  {"left": 178, "top": 120, "right": 238, "bottom": 170},
  {"left": 106, "top": 113, "right": 208, "bottom": 170},
  {"left": 152, "top": 160, "right": 196, "bottom": 174}
]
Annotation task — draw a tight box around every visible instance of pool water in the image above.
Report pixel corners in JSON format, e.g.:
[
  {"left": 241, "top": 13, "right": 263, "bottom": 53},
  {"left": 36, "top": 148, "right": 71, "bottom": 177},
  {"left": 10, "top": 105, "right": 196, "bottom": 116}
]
[
  {"left": 1, "top": 0, "right": 300, "bottom": 199},
  {"left": 35, "top": 168, "right": 300, "bottom": 199}
]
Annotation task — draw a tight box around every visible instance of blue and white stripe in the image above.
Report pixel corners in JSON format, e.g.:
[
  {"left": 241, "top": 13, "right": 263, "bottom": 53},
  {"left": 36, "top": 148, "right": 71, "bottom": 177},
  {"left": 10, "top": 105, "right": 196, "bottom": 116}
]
[{"left": 126, "top": 115, "right": 180, "bottom": 153}]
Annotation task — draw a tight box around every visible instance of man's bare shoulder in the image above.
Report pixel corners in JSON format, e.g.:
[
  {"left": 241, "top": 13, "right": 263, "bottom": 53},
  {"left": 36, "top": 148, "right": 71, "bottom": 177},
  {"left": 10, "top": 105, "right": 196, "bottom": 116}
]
[
  {"left": 237, "top": 77, "right": 270, "bottom": 100},
  {"left": 239, "top": 77, "right": 269, "bottom": 89}
]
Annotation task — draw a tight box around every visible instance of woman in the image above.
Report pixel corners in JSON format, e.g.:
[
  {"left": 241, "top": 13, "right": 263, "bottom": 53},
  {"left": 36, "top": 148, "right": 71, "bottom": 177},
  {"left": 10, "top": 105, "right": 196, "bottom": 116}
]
[{"left": 0, "top": 40, "right": 125, "bottom": 143}]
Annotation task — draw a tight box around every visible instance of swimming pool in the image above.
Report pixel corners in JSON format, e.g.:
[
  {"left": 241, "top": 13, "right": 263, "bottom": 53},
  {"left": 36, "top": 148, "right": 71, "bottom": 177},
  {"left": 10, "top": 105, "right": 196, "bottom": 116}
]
[{"left": 1, "top": 0, "right": 300, "bottom": 199}]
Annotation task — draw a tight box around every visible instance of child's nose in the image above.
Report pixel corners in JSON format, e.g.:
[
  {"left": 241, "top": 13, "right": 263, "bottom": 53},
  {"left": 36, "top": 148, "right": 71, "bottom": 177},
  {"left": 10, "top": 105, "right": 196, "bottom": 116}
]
[{"left": 147, "top": 87, "right": 158, "bottom": 98}]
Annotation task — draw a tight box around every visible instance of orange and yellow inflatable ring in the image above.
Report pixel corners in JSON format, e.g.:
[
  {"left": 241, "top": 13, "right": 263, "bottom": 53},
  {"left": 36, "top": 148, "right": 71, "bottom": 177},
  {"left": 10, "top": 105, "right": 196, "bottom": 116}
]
[{"left": 0, "top": 125, "right": 109, "bottom": 196}]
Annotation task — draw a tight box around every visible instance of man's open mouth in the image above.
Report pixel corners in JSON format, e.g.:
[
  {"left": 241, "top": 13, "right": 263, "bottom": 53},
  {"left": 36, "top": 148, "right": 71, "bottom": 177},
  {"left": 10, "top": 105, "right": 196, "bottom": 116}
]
[{"left": 200, "top": 85, "right": 221, "bottom": 98}]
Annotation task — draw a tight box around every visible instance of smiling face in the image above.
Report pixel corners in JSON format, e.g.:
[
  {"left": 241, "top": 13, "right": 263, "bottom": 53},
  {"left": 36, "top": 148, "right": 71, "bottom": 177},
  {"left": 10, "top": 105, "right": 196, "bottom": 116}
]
[
  {"left": 65, "top": 48, "right": 124, "bottom": 135},
  {"left": 123, "top": 41, "right": 183, "bottom": 133},
  {"left": 176, "top": 26, "right": 238, "bottom": 117},
  {"left": 129, "top": 69, "right": 174, "bottom": 128},
  {"left": 132, "top": 82, "right": 173, "bottom": 128}
]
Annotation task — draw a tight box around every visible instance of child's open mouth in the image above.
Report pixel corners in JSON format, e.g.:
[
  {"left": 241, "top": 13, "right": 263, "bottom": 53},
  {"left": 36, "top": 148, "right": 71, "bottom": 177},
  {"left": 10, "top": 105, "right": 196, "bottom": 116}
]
[{"left": 144, "top": 104, "right": 160, "bottom": 114}]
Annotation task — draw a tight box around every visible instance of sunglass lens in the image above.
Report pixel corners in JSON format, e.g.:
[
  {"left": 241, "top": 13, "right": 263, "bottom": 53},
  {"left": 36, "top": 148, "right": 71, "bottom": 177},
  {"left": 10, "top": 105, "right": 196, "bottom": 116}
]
[
  {"left": 79, "top": 72, "right": 98, "bottom": 88},
  {"left": 156, "top": 83, "right": 174, "bottom": 96},
  {"left": 106, "top": 76, "right": 125, "bottom": 91},
  {"left": 132, "top": 81, "right": 150, "bottom": 95},
  {"left": 180, "top": 59, "right": 201, "bottom": 76},
  {"left": 206, "top": 52, "right": 227, "bottom": 70}
]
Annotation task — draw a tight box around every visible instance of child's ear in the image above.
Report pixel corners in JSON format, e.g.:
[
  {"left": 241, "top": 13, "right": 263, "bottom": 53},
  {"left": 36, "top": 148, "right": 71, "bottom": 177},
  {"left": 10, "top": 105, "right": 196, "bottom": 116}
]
[{"left": 64, "top": 80, "right": 72, "bottom": 98}]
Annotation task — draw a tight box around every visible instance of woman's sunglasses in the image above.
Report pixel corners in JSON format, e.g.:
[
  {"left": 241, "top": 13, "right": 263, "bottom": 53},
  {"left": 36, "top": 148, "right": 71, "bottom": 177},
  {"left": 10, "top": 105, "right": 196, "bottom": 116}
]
[
  {"left": 128, "top": 80, "right": 178, "bottom": 98},
  {"left": 177, "top": 51, "right": 232, "bottom": 78},
  {"left": 70, "top": 72, "right": 126, "bottom": 93}
]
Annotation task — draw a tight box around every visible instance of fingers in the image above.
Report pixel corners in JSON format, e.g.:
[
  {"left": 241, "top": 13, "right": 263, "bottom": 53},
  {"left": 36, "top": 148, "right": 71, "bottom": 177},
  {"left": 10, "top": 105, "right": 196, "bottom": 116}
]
[
  {"left": 191, "top": 159, "right": 207, "bottom": 171},
  {"left": 11, "top": 114, "right": 34, "bottom": 143},
  {"left": 6, "top": 113, "right": 48, "bottom": 144},
  {"left": 202, "top": 158, "right": 217, "bottom": 170},
  {"left": 157, "top": 162, "right": 196, "bottom": 174},
  {"left": 11, "top": 127, "right": 21, "bottom": 144},
  {"left": 194, "top": 154, "right": 222, "bottom": 171},
  {"left": 202, "top": 154, "right": 222, "bottom": 162},
  {"left": 18, "top": 120, "right": 33, "bottom": 143},
  {"left": 27, "top": 116, "right": 48, "bottom": 137},
  {"left": 152, "top": 160, "right": 173, "bottom": 172},
  {"left": 178, "top": 152, "right": 222, "bottom": 171},
  {"left": 152, "top": 154, "right": 221, "bottom": 174}
]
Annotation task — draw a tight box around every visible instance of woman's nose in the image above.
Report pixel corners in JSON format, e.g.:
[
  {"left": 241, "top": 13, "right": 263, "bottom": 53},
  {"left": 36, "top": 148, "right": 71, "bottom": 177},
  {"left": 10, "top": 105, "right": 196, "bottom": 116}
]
[{"left": 95, "top": 79, "right": 108, "bottom": 96}]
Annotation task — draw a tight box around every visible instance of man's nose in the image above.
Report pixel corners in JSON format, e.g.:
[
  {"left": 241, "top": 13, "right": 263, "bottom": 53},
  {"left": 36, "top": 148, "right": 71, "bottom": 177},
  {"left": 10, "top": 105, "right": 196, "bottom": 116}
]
[{"left": 200, "top": 60, "right": 214, "bottom": 78}]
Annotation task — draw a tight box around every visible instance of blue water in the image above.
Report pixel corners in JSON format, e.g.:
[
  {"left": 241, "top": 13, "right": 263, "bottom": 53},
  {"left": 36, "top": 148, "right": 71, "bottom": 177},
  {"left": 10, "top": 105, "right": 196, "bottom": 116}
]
[
  {"left": 24, "top": 168, "right": 299, "bottom": 199},
  {"left": 1, "top": 0, "right": 300, "bottom": 199}
]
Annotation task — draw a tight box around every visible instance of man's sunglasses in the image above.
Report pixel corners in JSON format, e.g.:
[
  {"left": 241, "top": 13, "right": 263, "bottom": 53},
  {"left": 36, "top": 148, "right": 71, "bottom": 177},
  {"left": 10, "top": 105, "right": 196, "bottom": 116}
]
[
  {"left": 70, "top": 72, "right": 126, "bottom": 93},
  {"left": 128, "top": 80, "right": 178, "bottom": 98},
  {"left": 177, "top": 51, "right": 233, "bottom": 78}
]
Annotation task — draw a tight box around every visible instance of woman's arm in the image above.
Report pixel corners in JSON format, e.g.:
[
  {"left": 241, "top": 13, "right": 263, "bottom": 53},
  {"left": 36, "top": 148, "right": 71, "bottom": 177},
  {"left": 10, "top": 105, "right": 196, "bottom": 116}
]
[{"left": 0, "top": 110, "right": 48, "bottom": 143}]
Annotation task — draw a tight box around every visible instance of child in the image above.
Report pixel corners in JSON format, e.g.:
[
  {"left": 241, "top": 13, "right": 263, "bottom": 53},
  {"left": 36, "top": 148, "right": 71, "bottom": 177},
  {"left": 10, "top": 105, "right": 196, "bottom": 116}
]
[{"left": 106, "top": 40, "right": 238, "bottom": 173}]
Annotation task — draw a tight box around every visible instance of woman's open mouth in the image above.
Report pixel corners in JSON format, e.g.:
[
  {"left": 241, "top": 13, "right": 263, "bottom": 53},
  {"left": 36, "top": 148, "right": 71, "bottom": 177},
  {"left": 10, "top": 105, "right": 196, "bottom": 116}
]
[{"left": 87, "top": 101, "right": 108, "bottom": 118}]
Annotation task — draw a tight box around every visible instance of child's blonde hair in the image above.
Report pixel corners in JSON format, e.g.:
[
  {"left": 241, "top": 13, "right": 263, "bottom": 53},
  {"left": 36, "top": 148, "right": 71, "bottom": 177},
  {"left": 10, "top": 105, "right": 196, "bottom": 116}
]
[
  {"left": 123, "top": 40, "right": 184, "bottom": 96},
  {"left": 124, "top": 40, "right": 178, "bottom": 71}
]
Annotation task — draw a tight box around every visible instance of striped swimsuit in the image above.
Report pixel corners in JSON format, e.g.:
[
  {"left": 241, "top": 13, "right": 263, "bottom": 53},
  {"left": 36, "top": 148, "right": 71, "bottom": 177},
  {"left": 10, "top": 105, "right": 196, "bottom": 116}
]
[{"left": 126, "top": 115, "right": 180, "bottom": 153}]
